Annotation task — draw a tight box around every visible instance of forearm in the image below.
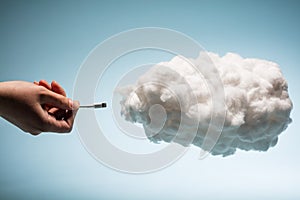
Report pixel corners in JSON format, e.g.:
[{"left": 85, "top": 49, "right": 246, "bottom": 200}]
[
  {"left": 0, "top": 81, "right": 17, "bottom": 117},
  {"left": 0, "top": 81, "right": 8, "bottom": 117}
]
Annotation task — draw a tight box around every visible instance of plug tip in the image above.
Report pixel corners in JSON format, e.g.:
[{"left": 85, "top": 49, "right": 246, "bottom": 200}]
[{"left": 93, "top": 102, "right": 107, "bottom": 108}]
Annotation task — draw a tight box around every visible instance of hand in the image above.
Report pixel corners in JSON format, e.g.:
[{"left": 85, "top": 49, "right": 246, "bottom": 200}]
[
  {"left": 0, "top": 81, "right": 79, "bottom": 135},
  {"left": 34, "top": 80, "right": 71, "bottom": 120}
]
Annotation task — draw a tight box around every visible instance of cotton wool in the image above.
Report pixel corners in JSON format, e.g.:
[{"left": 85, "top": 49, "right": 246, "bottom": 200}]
[{"left": 118, "top": 52, "right": 293, "bottom": 156}]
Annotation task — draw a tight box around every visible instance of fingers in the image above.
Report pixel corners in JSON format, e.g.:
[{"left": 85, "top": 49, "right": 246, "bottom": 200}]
[
  {"left": 38, "top": 80, "right": 52, "bottom": 90},
  {"left": 35, "top": 80, "right": 67, "bottom": 112},
  {"left": 48, "top": 107, "right": 72, "bottom": 120},
  {"left": 34, "top": 80, "right": 80, "bottom": 133},
  {"left": 65, "top": 100, "right": 79, "bottom": 129},
  {"left": 44, "top": 101, "right": 79, "bottom": 133},
  {"left": 34, "top": 80, "right": 52, "bottom": 110},
  {"left": 41, "top": 90, "right": 76, "bottom": 110},
  {"left": 48, "top": 107, "right": 64, "bottom": 119},
  {"left": 34, "top": 80, "right": 66, "bottom": 96},
  {"left": 51, "top": 81, "right": 66, "bottom": 96}
]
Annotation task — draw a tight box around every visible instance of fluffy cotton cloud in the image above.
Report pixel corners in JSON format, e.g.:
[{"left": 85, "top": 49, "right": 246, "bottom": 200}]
[{"left": 118, "top": 52, "right": 293, "bottom": 156}]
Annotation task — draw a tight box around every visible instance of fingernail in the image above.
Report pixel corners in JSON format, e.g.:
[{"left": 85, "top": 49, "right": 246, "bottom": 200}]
[{"left": 73, "top": 100, "right": 80, "bottom": 110}]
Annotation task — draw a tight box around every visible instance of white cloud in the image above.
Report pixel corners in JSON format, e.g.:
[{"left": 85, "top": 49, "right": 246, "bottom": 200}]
[{"left": 118, "top": 52, "right": 293, "bottom": 156}]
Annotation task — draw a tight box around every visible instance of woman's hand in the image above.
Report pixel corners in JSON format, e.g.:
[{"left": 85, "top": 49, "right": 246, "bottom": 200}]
[
  {"left": 34, "top": 80, "right": 72, "bottom": 120},
  {"left": 0, "top": 81, "right": 79, "bottom": 135}
]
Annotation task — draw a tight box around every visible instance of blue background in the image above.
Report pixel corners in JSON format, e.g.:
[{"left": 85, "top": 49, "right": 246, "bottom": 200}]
[{"left": 0, "top": 0, "right": 299, "bottom": 199}]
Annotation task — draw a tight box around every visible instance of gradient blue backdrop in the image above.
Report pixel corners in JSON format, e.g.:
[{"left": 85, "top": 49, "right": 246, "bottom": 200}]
[{"left": 0, "top": 0, "right": 299, "bottom": 199}]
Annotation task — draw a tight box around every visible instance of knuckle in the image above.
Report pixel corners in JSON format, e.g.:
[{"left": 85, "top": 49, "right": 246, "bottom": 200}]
[
  {"left": 39, "top": 87, "right": 49, "bottom": 102},
  {"left": 30, "top": 131, "right": 41, "bottom": 136},
  {"left": 66, "top": 121, "right": 74, "bottom": 133},
  {"left": 61, "top": 121, "right": 72, "bottom": 133},
  {"left": 23, "top": 128, "right": 41, "bottom": 136},
  {"left": 65, "top": 126, "right": 72, "bottom": 133}
]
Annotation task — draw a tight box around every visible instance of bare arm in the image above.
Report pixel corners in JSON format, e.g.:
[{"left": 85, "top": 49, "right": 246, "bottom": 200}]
[{"left": 0, "top": 81, "right": 79, "bottom": 135}]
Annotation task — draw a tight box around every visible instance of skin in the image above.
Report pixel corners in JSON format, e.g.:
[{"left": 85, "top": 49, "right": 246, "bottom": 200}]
[{"left": 0, "top": 80, "right": 79, "bottom": 135}]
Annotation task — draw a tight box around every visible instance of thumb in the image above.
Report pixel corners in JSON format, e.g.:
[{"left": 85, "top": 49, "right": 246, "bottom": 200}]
[{"left": 41, "top": 90, "right": 77, "bottom": 110}]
